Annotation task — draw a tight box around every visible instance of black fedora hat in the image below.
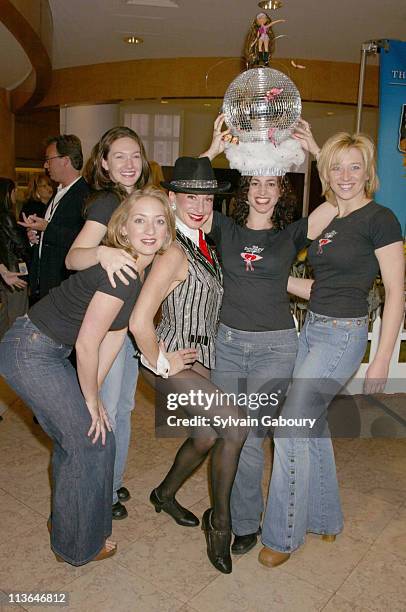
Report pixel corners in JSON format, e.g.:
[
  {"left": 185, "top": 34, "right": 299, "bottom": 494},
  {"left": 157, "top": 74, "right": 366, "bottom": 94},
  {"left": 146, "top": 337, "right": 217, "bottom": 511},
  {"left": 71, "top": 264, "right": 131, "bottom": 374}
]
[{"left": 161, "top": 157, "right": 231, "bottom": 194}]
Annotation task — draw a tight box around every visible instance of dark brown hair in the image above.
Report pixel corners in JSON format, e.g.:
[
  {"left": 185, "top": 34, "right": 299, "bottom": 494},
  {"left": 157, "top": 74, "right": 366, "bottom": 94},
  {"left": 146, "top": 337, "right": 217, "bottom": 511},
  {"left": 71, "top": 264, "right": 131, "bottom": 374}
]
[
  {"left": 232, "top": 175, "right": 297, "bottom": 230},
  {"left": 84, "top": 127, "right": 150, "bottom": 201},
  {"left": 46, "top": 134, "right": 83, "bottom": 170}
]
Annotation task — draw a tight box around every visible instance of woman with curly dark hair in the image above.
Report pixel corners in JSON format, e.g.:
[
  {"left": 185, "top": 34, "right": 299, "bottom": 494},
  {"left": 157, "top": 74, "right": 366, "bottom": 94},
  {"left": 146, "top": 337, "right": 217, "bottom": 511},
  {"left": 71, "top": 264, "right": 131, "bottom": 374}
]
[
  {"left": 201, "top": 116, "right": 335, "bottom": 556},
  {"left": 231, "top": 174, "right": 297, "bottom": 230}
]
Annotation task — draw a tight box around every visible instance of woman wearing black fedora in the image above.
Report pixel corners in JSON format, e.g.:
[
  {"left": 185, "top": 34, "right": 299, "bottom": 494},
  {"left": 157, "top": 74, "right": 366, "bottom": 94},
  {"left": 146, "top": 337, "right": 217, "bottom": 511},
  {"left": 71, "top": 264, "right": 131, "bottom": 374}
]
[{"left": 131, "top": 156, "right": 249, "bottom": 574}]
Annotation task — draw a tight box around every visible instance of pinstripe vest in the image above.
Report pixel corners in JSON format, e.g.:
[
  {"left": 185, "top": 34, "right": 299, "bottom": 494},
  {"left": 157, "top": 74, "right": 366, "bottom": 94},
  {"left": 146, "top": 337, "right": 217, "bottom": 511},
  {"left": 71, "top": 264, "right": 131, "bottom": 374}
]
[{"left": 156, "top": 229, "right": 223, "bottom": 369}]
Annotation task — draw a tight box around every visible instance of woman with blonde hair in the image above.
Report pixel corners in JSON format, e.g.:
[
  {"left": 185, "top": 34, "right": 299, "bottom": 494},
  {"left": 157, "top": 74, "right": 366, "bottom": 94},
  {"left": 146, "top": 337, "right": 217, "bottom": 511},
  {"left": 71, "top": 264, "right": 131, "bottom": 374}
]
[
  {"left": 20, "top": 173, "right": 54, "bottom": 219},
  {"left": 259, "top": 132, "right": 404, "bottom": 567},
  {"left": 0, "top": 186, "right": 176, "bottom": 565},
  {"left": 66, "top": 126, "right": 151, "bottom": 519}
]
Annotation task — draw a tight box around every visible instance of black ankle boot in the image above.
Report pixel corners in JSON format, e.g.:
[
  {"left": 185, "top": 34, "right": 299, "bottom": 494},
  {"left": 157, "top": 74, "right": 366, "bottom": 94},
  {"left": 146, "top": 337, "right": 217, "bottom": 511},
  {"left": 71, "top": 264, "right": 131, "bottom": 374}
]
[
  {"left": 231, "top": 532, "right": 258, "bottom": 555},
  {"left": 201, "top": 508, "right": 232, "bottom": 574},
  {"left": 150, "top": 488, "right": 199, "bottom": 527}
]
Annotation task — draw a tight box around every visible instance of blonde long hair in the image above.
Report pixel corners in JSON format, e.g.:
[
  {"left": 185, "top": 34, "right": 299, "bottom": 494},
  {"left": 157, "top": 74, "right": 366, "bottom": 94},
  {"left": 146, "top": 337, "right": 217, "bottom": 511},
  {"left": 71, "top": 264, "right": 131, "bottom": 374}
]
[
  {"left": 104, "top": 185, "right": 176, "bottom": 257},
  {"left": 317, "top": 132, "right": 379, "bottom": 202}
]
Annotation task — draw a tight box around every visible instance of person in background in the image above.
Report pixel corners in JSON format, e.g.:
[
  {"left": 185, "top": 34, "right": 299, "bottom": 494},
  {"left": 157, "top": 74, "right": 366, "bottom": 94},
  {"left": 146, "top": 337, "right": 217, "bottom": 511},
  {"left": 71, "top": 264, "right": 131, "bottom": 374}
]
[
  {"left": 20, "top": 173, "right": 55, "bottom": 220},
  {"left": 0, "top": 186, "right": 175, "bottom": 566},
  {"left": 66, "top": 126, "right": 150, "bottom": 520},
  {"left": 19, "top": 135, "right": 89, "bottom": 303},
  {"left": 0, "top": 178, "right": 29, "bottom": 338},
  {"left": 149, "top": 160, "right": 165, "bottom": 189}
]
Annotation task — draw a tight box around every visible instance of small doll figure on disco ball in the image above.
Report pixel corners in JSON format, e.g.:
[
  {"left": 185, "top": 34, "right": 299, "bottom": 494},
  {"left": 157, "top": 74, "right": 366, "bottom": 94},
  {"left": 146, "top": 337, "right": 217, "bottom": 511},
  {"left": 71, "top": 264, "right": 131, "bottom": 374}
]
[{"left": 245, "top": 12, "right": 285, "bottom": 68}]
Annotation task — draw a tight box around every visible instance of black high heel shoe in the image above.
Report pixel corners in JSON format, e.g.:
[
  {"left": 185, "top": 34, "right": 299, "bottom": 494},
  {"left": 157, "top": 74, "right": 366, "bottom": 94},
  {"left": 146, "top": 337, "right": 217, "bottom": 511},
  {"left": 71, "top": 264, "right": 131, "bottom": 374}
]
[
  {"left": 150, "top": 488, "right": 199, "bottom": 527},
  {"left": 201, "top": 508, "right": 232, "bottom": 574}
]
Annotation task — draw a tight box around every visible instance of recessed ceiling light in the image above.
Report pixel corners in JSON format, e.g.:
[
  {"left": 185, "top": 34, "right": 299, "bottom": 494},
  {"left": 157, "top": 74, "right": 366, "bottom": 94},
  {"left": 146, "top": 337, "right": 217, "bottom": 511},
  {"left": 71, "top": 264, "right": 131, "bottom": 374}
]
[
  {"left": 124, "top": 0, "right": 179, "bottom": 7},
  {"left": 161, "top": 99, "right": 169, "bottom": 104},
  {"left": 326, "top": 111, "right": 335, "bottom": 116},
  {"left": 204, "top": 103, "right": 211, "bottom": 107},
  {"left": 124, "top": 35, "right": 143, "bottom": 44},
  {"left": 258, "top": 1, "right": 282, "bottom": 10}
]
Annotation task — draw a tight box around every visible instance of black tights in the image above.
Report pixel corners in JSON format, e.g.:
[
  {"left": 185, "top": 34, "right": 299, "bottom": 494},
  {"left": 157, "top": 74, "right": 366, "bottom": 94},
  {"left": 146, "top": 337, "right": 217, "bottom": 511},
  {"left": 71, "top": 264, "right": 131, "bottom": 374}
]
[{"left": 142, "top": 365, "right": 248, "bottom": 530}]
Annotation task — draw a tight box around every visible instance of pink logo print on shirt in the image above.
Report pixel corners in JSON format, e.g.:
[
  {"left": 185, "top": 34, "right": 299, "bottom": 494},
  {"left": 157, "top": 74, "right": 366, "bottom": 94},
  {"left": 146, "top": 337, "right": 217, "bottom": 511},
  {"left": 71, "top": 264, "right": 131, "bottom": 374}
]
[
  {"left": 317, "top": 230, "right": 337, "bottom": 255},
  {"left": 241, "top": 252, "right": 263, "bottom": 271}
]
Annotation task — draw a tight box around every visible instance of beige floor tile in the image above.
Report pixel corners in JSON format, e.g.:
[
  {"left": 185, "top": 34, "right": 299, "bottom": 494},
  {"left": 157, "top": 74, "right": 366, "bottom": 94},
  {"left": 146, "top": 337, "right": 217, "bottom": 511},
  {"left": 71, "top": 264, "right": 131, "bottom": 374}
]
[
  {"left": 189, "top": 552, "right": 332, "bottom": 612},
  {"left": 123, "top": 448, "right": 170, "bottom": 478},
  {"left": 1, "top": 469, "right": 51, "bottom": 518},
  {"left": 2, "top": 365, "right": 406, "bottom": 610},
  {"left": 23, "top": 563, "right": 184, "bottom": 612},
  {"left": 0, "top": 525, "right": 91, "bottom": 594},
  {"left": 337, "top": 461, "right": 406, "bottom": 506},
  {"left": 0, "top": 493, "right": 44, "bottom": 540},
  {"left": 322, "top": 594, "right": 374, "bottom": 611},
  {"left": 337, "top": 548, "right": 406, "bottom": 611},
  {"left": 111, "top": 501, "right": 166, "bottom": 550},
  {"left": 277, "top": 533, "right": 369, "bottom": 593},
  {"left": 0, "top": 442, "right": 50, "bottom": 474},
  {"left": 339, "top": 488, "right": 400, "bottom": 544},
  {"left": 124, "top": 464, "right": 209, "bottom": 510},
  {"left": 351, "top": 439, "right": 406, "bottom": 475},
  {"left": 0, "top": 413, "right": 51, "bottom": 443},
  {"left": 369, "top": 505, "right": 406, "bottom": 561},
  {"left": 117, "top": 520, "right": 219, "bottom": 602}
]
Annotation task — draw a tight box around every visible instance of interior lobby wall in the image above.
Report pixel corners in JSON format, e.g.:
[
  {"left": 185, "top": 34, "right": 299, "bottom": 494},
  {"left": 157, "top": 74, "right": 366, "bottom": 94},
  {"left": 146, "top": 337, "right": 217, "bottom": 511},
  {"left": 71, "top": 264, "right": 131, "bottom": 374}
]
[
  {"left": 0, "top": 88, "right": 15, "bottom": 178},
  {"left": 60, "top": 104, "right": 120, "bottom": 162},
  {"left": 12, "top": 55, "right": 379, "bottom": 169},
  {"left": 38, "top": 57, "right": 379, "bottom": 109}
]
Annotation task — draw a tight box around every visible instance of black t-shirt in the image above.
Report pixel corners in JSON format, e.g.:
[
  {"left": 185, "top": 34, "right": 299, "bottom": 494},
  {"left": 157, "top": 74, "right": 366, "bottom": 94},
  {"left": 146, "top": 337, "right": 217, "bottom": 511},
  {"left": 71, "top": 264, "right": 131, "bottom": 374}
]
[
  {"left": 208, "top": 211, "right": 309, "bottom": 331},
  {"left": 29, "top": 264, "right": 142, "bottom": 346},
  {"left": 86, "top": 191, "right": 121, "bottom": 226},
  {"left": 308, "top": 201, "right": 402, "bottom": 317}
]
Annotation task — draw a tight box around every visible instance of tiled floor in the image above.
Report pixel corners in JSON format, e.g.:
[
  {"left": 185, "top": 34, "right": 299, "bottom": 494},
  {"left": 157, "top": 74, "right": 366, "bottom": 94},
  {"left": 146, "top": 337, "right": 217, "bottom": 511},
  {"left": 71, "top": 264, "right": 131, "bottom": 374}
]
[{"left": 0, "top": 378, "right": 405, "bottom": 612}]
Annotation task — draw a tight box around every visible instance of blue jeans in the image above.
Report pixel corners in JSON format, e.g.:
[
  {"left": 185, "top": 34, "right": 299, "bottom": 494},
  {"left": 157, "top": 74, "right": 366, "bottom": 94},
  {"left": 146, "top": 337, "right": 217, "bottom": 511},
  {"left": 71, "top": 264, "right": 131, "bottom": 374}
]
[
  {"left": 263, "top": 311, "right": 368, "bottom": 553},
  {"left": 211, "top": 323, "right": 298, "bottom": 536},
  {"left": 101, "top": 333, "right": 139, "bottom": 504},
  {"left": 0, "top": 316, "right": 115, "bottom": 565}
]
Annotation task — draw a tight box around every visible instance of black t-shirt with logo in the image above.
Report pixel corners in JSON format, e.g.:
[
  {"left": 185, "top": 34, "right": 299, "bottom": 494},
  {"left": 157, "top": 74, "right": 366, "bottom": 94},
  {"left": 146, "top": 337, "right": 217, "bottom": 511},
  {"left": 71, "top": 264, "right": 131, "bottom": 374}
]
[
  {"left": 29, "top": 265, "right": 142, "bottom": 346},
  {"left": 308, "top": 201, "right": 402, "bottom": 318},
  {"left": 208, "top": 211, "right": 309, "bottom": 332}
]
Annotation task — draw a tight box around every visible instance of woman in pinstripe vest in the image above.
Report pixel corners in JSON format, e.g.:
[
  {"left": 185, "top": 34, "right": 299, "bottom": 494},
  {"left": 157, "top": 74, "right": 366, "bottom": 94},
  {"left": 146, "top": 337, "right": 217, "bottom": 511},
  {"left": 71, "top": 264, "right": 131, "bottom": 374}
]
[{"left": 131, "top": 157, "right": 249, "bottom": 575}]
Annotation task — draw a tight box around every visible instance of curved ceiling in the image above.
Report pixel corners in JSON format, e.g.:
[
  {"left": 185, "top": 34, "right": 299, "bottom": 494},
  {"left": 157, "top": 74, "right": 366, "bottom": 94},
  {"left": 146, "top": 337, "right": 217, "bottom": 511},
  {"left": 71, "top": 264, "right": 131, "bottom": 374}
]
[
  {"left": 49, "top": 0, "right": 405, "bottom": 68},
  {"left": 0, "top": 20, "right": 31, "bottom": 89}
]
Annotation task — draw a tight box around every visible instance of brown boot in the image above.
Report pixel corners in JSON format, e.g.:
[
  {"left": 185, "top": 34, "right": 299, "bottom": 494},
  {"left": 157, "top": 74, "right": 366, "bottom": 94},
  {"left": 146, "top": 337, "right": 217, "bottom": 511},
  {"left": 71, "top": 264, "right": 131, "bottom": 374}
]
[{"left": 258, "top": 546, "right": 290, "bottom": 568}]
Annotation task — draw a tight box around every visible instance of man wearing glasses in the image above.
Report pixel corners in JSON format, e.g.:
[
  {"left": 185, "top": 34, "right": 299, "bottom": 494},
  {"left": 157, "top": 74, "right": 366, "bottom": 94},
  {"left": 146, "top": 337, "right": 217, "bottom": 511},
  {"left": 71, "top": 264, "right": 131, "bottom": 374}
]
[{"left": 20, "top": 135, "right": 90, "bottom": 303}]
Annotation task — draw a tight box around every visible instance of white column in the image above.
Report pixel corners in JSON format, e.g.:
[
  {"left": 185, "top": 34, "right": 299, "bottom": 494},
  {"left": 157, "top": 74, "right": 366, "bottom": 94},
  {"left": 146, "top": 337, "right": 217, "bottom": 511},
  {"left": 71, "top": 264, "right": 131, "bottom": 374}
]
[{"left": 60, "top": 104, "right": 120, "bottom": 164}]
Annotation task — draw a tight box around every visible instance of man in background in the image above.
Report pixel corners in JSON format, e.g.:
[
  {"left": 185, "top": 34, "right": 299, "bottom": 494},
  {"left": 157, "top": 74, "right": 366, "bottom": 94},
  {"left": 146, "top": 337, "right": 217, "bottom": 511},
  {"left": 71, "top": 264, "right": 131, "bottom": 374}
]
[{"left": 20, "top": 135, "right": 90, "bottom": 302}]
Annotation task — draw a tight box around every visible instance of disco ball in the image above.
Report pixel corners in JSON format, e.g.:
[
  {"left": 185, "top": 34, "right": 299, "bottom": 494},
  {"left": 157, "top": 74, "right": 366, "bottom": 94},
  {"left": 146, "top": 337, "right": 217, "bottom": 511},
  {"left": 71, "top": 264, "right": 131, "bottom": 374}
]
[{"left": 223, "top": 67, "right": 301, "bottom": 144}]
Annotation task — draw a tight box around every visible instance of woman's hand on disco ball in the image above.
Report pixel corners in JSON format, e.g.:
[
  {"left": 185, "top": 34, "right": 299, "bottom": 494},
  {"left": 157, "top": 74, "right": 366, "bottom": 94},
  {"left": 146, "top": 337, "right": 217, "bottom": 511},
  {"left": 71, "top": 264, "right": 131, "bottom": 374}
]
[
  {"left": 200, "top": 114, "right": 237, "bottom": 160},
  {"left": 292, "top": 119, "right": 320, "bottom": 158}
]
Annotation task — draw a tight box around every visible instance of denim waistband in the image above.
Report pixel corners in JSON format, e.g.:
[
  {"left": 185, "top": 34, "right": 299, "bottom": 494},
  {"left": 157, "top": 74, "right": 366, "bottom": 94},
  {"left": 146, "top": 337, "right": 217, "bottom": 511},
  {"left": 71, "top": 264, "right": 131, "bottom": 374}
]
[
  {"left": 16, "top": 315, "right": 72, "bottom": 348},
  {"left": 307, "top": 310, "right": 369, "bottom": 328},
  {"left": 218, "top": 322, "right": 297, "bottom": 344}
]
